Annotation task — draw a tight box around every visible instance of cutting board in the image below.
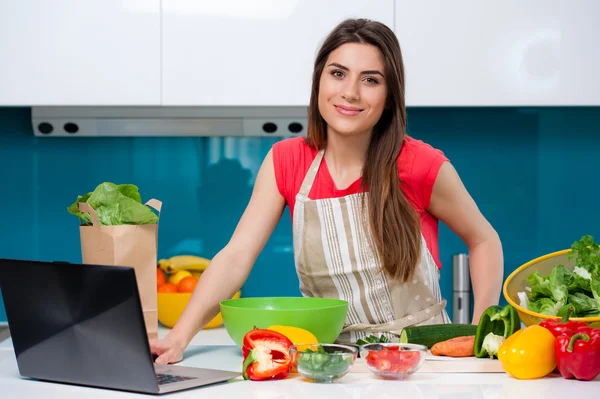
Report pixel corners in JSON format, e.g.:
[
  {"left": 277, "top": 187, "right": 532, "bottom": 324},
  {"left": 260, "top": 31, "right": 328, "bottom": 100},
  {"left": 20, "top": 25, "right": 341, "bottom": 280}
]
[{"left": 350, "top": 351, "right": 505, "bottom": 373}]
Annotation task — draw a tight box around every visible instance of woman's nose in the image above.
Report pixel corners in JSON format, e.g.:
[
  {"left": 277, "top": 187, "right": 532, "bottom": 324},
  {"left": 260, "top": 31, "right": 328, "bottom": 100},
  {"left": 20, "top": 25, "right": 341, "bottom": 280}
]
[{"left": 341, "top": 80, "right": 360, "bottom": 102}]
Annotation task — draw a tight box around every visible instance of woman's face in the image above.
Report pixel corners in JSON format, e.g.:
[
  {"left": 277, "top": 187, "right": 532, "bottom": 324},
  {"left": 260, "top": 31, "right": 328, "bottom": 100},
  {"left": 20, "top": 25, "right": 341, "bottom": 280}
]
[{"left": 318, "top": 42, "right": 388, "bottom": 137}]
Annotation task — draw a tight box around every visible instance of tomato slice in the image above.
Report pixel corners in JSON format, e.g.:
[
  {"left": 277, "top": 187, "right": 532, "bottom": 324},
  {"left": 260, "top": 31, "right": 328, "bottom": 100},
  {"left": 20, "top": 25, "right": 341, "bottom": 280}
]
[
  {"left": 365, "top": 352, "right": 381, "bottom": 368},
  {"left": 365, "top": 352, "right": 391, "bottom": 371},
  {"left": 376, "top": 357, "right": 391, "bottom": 371},
  {"left": 388, "top": 350, "right": 421, "bottom": 372}
]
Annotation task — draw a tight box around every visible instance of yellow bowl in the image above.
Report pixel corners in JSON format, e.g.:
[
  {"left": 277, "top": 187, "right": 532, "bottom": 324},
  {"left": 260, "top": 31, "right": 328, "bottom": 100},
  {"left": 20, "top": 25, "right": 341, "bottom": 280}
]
[
  {"left": 503, "top": 249, "right": 600, "bottom": 328},
  {"left": 158, "top": 290, "right": 242, "bottom": 329}
]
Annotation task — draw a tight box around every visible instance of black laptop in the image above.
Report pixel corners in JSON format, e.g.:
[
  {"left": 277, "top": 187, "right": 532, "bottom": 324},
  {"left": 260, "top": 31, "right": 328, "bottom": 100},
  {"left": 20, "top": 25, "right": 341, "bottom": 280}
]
[{"left": 0, "top": 258, "right": 240, "bottom": 395}]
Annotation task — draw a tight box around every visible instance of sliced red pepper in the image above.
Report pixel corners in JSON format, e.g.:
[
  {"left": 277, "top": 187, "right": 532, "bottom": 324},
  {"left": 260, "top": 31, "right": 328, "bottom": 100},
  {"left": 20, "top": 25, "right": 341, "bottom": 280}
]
[
  {"left": 555, "top": 327, "right": 600, "bottom": 381},
  {"left": 241, "top": 328, "right": 293, "bottom": 381},
  {"left": 539, "top": 306, "right": 588, "bottom": 338}
]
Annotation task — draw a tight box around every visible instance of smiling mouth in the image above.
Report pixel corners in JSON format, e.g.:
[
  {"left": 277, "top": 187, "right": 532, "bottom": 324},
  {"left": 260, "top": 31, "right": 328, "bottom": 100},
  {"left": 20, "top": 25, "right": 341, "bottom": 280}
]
[{"left": 334, "top": 105, "right": 363, "bottom": 116}]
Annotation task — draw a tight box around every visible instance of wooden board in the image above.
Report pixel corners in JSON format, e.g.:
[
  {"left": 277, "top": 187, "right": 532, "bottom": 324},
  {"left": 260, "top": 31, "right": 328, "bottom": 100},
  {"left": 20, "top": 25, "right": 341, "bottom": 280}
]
[{"left": 350, "top": 352, "right": 505, "bottom": 373}]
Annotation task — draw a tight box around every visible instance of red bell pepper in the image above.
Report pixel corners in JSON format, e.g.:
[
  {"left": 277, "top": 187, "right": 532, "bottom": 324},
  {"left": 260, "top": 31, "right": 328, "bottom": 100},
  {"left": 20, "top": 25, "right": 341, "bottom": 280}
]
[
  {"left": 554, "top": 326, "right": 600, "bottom": 381},
  {"left": 539, "top": 306, "right": 588, "bottom": 338},
  {"left": 241, "top": 328, "right": 293, "bottom": 381}
]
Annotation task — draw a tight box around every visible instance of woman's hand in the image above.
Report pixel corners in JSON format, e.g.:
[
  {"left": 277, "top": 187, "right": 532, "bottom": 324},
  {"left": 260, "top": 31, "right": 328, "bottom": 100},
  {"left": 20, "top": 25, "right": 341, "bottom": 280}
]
[
  {"left": 428, "top": 162, "right": 504, "bottom": 325},
  {"left": 149, "top": 336, "right": 185, "bottom": 364}
]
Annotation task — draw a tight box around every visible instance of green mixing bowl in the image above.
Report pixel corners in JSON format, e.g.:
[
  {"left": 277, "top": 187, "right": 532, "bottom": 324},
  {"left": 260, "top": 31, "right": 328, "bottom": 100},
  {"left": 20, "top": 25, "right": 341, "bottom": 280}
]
[{"left": 219, "top": 297, "right": 348, "bottom": 348}]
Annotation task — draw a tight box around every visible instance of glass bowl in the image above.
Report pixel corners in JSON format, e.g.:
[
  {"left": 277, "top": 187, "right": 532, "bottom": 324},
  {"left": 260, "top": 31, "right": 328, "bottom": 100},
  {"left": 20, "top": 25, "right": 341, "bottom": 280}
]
[
  {"left": 290, "top": 343, "right": 358, "bottom": 383},
  {"left": 359, "top": 343, "right": 427, "bottom": 380}
]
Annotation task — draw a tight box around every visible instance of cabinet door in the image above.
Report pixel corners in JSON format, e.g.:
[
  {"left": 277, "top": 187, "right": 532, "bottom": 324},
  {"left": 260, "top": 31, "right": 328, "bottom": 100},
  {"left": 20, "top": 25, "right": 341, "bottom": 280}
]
[
  {"left": 395, "top": 0, "right": 600, "bottom": 106},
  {"left": 162, "top": 0, "right": 395, "bottom": 106},
  {"left": 0, "top": 0, "right": 161, "bottom": 106}
]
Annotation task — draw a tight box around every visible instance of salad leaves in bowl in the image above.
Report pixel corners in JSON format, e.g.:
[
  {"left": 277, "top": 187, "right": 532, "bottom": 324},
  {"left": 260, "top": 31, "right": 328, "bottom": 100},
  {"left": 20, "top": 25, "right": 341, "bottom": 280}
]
[{"left": 504, "top": 235, "right": 600, "bottom": 327}]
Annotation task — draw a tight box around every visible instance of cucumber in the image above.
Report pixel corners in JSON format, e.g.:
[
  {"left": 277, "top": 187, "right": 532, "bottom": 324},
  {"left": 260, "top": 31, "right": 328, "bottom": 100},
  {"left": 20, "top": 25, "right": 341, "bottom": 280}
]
[{"left": 399, "top": 324, "right": 477, "bottom": 348}]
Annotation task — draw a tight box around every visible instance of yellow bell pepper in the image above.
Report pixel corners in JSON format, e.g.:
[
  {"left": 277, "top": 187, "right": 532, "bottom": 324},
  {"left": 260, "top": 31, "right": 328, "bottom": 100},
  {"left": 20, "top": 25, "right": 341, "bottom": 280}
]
[
  {"left": 266, "top": 325, "right": 318, "bottom": 347},
  {"left": 497, "top": 325, "right": 556, "bottom": 380}
]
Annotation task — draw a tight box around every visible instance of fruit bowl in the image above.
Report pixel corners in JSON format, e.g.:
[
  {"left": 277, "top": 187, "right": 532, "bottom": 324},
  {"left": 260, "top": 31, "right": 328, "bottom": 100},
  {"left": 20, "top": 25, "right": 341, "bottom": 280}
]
[
  {"left": 359, "top": 343, "right": 427, "bottom": 380},
  {"left": 503, "top": 249, "right": 600, "bottom": 328},
  {"left": 157, "top": 290, "right": 241, "bottom": 329},
  {"left": 290, "top": 344, "right": 357, "bottom": 383},
  {"left": 219, "top": 297, "right": 348, "bottom": 348}
]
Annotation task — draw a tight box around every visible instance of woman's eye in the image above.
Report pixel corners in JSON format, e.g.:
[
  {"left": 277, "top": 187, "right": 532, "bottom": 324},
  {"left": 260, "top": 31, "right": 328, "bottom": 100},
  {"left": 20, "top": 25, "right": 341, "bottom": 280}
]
[
  {"left": 365, "top": 77, "right": 379, "bottom": 84},
  {"left": 332, "top": 70, "right": 344, "bottom": 78}
]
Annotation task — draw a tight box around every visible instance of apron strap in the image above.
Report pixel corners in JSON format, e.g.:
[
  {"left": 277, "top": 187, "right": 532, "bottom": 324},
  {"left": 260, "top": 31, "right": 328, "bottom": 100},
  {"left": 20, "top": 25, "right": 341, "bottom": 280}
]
[
  {"left": 298, "top": 150, "right": 325, "bottom": 197},
  {"left": 340, "top": 299, "right": 447, "bottom": 335}
]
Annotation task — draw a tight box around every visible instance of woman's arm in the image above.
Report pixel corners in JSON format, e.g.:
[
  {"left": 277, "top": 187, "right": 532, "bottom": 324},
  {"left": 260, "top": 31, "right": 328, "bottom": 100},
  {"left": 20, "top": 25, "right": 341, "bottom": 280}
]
[
  {"left": 165, "top": 149, "right": 286, "bottom": 350},
  {"left": 428, "top": 162, "right": 504, "bottom": 325}
]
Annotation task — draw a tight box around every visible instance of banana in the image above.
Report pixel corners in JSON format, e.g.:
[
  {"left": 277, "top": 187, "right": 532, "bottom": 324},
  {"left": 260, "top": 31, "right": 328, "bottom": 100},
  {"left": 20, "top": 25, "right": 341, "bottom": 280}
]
[{"left": 158, "top": 255, "right": 211, "bottom": 274}]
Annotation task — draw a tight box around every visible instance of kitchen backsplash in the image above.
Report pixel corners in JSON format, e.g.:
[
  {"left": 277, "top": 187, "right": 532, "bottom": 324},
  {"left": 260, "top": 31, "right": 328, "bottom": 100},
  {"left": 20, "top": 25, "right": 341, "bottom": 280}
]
[{"left": 1, "top": 106, "right": 599, "bottom": 323}]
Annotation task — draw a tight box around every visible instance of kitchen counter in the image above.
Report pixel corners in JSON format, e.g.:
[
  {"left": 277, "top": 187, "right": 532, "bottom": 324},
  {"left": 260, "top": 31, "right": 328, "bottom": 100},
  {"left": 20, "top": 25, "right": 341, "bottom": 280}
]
[
  {"left": 0, "top": 326, "right": 9, "bottom": 343},
  {"left": 0, "top": 325, "right": 598, "bottom": 398}
]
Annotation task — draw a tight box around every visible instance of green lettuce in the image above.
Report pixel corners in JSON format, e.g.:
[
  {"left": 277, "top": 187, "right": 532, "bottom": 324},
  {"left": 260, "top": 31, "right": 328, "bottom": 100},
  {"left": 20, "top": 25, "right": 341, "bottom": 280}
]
[
  {"left": 549, "top": 265, "right": 570, "bottom": 303},
  {"left": 519, "top": 235, "right": 600, "bottom": 317},
  {"left": 529, "top": 297, "right": 562, "bottom": 315},
  {"left": 568, "top": 292, "right": 600, "bottom": 316},
  {"left": 526, "top": 270, "right": 553, "bottom": 300},
  {"left": 571, "top": 266, "right": 592, "bottom": 293},
  {"left": 592, "top": 274, "right": 600, "bottom": 310},
  {"left": 68, "top": 182, "right": 158, "bottom": 226}
]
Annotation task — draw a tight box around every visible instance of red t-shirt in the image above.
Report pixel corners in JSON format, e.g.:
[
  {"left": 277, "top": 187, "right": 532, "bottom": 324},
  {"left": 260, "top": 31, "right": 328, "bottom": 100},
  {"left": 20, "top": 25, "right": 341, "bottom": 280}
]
[{"left": 272, "top": 136, "right": 448, "bottom": 269}]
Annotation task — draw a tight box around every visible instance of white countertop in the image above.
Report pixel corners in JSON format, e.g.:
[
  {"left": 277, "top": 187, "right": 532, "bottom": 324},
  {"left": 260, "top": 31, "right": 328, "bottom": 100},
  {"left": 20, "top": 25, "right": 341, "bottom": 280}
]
[{"left": 1, "top": 325, "right": 599, "bottom": 398}]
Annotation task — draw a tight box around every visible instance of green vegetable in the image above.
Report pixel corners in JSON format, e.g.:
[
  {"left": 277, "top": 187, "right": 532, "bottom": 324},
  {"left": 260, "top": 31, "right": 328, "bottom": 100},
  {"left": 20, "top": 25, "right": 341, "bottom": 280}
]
[
  {"left": 481, "top": 333, "right": 505, "bottom": 357},
  {"left": 295, "top": 345, "right": 353, "bottom": 380},
  {"left": 474, "top": 305, "right": 520, "bottom": 359},
  {"left": 519, "top": 235, "right": 600, "bottom": 317},
  {"left": 529, "top": 297, "right": 561, "bottom": 315},
  {"left": 67, "top": 182, "right": 158, "bottom": 226},
  {"left": 566, "top": 293, "right": 598, "bottom": 316},
  {"left": 571, "top": 235, "right": 600, "bottom": 274},
  {"left": 355, "top": 334, "right": 390, "bottom": 346},
  {"left": 399, "top": 323, "right": 477, "bottom": 349}
]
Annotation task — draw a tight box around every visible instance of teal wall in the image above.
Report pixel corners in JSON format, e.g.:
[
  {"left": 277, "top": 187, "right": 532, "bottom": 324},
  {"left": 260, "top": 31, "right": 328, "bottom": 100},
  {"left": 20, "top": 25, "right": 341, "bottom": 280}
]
[{"left": 1, "top": 106, "right": 599, "bottom": 323}]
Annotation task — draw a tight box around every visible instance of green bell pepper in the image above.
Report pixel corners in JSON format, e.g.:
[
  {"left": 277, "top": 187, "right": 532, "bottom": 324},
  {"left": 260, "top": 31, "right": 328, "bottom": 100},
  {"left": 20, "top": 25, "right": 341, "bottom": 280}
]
[{"left": 474, "top": 305, "right": 521, "bottom": 358}]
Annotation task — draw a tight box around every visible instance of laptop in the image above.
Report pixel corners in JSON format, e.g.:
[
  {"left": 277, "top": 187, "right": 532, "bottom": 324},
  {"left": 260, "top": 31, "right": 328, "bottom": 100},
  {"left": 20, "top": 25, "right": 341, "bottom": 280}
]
[{"left": 0, "top": 258, "right": 240, "bottom": 395}]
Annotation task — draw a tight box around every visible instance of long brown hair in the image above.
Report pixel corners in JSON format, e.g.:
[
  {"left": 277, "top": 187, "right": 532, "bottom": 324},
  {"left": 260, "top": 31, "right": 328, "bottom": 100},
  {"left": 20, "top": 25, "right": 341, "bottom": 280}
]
[{"left": 306, "top": 18, "right": 421, "bottom": 283}]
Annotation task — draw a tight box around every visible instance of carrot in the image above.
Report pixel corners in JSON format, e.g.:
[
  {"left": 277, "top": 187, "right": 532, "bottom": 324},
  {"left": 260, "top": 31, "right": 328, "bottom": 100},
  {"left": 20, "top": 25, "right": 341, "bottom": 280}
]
[{"left": 430, "top": 335, "right": 475, "bottom": 357}]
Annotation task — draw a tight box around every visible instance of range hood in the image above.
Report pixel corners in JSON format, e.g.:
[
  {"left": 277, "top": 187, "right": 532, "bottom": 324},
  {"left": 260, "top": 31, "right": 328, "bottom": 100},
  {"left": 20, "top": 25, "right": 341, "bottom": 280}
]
[{"left": 31, "top": 106, "right": 308, "bottom": 138}]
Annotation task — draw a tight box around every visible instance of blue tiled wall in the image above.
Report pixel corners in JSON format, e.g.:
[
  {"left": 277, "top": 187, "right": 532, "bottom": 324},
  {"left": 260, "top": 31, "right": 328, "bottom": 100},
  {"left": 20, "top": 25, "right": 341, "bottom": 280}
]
[{"left": 1, "top": 106, "right": 599, "bottom": 323}]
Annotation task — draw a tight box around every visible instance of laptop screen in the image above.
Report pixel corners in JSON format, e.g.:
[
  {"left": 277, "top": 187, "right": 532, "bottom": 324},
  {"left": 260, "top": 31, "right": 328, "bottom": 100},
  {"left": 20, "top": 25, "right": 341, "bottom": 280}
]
[{"left": 0, "top": 259, "right": 158, "bottom": 392}]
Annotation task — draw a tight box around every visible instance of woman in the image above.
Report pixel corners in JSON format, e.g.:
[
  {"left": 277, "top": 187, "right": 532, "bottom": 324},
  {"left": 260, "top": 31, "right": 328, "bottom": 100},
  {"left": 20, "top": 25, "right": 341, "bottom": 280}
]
[{"left": 151, "top": 18, "right": 503, "bottom": 364}]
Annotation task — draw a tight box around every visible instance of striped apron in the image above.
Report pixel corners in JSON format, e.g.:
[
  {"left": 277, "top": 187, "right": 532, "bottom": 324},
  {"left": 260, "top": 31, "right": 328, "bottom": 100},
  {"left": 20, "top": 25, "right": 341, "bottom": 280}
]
[{"left": 292, "top": 149, "right": 451, "bottom": 344}]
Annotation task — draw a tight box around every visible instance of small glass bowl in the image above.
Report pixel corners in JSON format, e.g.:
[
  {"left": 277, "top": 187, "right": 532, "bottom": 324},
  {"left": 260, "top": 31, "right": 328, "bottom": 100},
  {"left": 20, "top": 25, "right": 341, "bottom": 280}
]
[
  {"left": 359, "top": 343, "right": 427, "bottom": 380},
  {"left": 289, "top": 343, "right": 358, "bottom": 383}
]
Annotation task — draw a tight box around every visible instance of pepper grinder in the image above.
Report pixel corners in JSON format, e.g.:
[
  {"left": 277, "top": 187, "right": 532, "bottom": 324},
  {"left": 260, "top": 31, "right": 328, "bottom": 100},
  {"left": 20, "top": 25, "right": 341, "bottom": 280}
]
[{"left": 453, "top": 253, "right": 471, "bottom": 324}]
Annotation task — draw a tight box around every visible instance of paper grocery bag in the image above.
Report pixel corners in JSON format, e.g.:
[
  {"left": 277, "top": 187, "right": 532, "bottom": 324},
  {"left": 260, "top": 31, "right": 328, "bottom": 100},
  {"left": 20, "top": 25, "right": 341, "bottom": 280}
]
[{"left": 78, "top": 199, "right": 162, "bottom": 340}]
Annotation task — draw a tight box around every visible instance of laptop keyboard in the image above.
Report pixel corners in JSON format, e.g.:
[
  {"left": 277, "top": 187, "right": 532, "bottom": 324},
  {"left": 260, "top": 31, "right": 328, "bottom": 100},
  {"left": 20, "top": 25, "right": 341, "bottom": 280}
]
[{"left": 156, "top": 373, "right": 197, "bottom": 385}]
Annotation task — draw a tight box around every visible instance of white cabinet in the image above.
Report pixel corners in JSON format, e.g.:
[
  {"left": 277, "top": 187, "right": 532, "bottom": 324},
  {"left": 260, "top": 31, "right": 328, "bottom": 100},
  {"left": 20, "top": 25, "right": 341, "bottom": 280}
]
[
  {"left": 161, "top": 0, "right": 395, "bottom": 106},
  {"left": 2, "top": 0, "right": 597, "bottom": 108},
  {"left": 395, "top": 0, "right": 600, "bottom": 106},
  {"left": 0, "top": 0, "right": 161, "bottom": 106}
]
